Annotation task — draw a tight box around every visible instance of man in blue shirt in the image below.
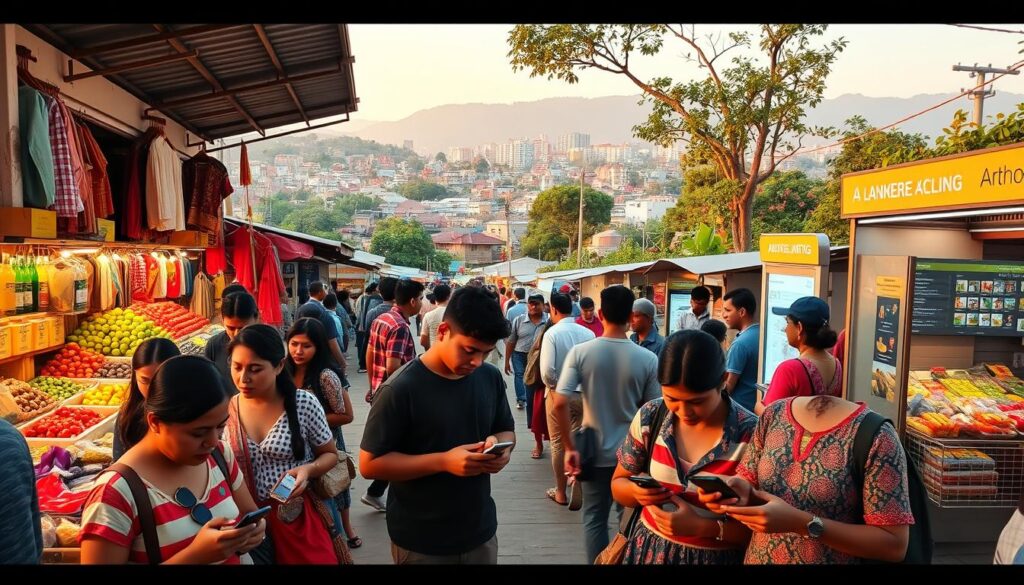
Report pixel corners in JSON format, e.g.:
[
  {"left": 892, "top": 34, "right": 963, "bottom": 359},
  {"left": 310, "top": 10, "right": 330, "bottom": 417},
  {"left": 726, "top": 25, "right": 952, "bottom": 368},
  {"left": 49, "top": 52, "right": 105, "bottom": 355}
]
[
  {"left": 0, "top": 420, "right": 42, "bottom": 564},
  {"left": 629, "top": 298, "right": 665, "bottom": 357},
  {"left": 506, "top": 287, "right": 528, "bottom": 324},
  {"left": 722, "top": 288, "right": 760, "bottom": 411}
]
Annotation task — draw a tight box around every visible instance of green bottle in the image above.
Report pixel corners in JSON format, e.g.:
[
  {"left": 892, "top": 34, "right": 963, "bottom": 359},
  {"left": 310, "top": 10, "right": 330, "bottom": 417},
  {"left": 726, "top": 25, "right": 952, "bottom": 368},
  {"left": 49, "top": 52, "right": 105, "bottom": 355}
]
[
  {"left": 28, "top": 257, "right": 39, "bottom": 312},
  {"left": 15, "top": 257, "right": 27, "bottom": 314}
]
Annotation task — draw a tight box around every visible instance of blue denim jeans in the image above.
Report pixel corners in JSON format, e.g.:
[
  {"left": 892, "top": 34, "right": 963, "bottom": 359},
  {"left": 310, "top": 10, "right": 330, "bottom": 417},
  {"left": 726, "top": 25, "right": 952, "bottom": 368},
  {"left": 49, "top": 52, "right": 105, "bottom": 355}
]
[
  {"left": 581, "top": 466, "right": 622, "bottom": 564},
  {"left": 511, "top": 351, "right": 528, "bottom": 404}
]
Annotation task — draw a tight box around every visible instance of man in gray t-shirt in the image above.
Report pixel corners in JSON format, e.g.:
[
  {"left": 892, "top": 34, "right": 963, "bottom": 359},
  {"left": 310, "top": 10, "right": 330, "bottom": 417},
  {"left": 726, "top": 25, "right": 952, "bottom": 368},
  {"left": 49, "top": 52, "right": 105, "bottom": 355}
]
[{"left": 554, "top": 285, "right": 660, "bottom": 564}]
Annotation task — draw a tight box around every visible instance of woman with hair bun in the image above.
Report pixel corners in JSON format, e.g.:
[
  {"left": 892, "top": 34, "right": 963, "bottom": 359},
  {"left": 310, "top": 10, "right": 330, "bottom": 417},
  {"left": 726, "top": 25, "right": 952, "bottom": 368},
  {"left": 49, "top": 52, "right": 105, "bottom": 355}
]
[{"left": 610, "top": 329, "right": 758, "bottom": 564}]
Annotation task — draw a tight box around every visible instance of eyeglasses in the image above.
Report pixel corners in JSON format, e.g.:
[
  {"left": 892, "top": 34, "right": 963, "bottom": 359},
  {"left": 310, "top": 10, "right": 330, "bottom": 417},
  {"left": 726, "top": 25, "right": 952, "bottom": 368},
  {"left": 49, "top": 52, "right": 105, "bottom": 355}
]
[{"left": 174, "top": 486, "right": 213, "bottom": 525}]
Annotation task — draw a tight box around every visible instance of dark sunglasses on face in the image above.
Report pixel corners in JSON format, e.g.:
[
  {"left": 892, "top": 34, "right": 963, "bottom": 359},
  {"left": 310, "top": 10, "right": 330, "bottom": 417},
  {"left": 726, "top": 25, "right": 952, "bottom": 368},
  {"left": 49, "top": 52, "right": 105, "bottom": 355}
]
[{"left": 174, "top": 486, "right": 213, "bottom": 525}]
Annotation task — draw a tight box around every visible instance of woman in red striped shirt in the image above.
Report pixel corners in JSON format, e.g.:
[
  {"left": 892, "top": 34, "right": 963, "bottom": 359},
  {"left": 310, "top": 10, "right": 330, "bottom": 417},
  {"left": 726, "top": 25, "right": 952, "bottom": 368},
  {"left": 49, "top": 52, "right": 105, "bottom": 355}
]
[
  {"left": 80, "top": 356, "right": 266, "bottom": 564},
  {"left": 611, "top": 329, "right": 758, "bottom": 564}
]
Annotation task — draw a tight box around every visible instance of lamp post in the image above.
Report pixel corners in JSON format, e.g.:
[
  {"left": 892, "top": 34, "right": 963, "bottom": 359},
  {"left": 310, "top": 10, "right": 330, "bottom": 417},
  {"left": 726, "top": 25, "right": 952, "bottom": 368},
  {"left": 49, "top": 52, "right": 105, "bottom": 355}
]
[{"left": 577, "top": 163, "right": 585, "bottom": 268}]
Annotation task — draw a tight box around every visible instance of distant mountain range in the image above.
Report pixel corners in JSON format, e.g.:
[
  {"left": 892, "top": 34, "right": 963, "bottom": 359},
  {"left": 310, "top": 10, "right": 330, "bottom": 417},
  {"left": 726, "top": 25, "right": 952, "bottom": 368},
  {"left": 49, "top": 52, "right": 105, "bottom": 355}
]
[{"left": 329, "top": 92, "right": 1024, "bottom": 156}]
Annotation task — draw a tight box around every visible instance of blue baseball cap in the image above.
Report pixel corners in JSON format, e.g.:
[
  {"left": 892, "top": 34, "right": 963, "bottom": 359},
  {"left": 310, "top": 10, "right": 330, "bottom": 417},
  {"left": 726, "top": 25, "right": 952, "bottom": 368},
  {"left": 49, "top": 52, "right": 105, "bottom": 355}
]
[{"left": 771, "top": 296, "right": 830, "bottom": 326}]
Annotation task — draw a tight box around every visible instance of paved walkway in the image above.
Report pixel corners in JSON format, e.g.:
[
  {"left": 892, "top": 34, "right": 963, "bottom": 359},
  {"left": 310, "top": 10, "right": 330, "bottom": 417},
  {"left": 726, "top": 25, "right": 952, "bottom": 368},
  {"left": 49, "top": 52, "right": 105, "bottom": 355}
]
[{"left": 336, "top": 327, "right": 995, "bottom": 565}]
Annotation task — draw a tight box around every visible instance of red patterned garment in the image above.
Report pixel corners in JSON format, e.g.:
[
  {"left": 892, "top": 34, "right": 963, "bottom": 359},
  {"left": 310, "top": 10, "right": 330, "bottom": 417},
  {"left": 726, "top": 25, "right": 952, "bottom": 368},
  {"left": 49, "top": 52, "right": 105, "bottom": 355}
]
[
  {"left": 368, "top": 305, "right": 415, "bottom": 395},
  {"left": 129, "top": 254, "right": 149, "bottom": 302},
  {"left": 44, "top": 96, "right": 83, "bottom": 218},
  {"left": 736, "top": 399, "right": 915, "bottom": 564},
  {"left": 617, "top": 396, "right": 757, "bottom": 564},
  {"left": 183, "top": 152, "right": 234, "bottom": 234}
]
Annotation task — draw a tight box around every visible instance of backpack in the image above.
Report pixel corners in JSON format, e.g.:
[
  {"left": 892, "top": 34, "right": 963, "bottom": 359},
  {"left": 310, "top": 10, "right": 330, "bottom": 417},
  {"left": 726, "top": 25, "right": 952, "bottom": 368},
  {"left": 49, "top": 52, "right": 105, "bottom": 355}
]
[{"left": 853, "top": 411, "right": 933, "bottom": 564}]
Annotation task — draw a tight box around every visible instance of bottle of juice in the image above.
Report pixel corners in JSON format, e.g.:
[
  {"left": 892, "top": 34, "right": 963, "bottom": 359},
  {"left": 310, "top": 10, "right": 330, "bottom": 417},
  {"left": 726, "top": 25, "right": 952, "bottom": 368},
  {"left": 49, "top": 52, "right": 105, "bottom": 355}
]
[
  {"left": 28, "top": 256, "right": 39, "bottom": 312},
  {"left": 0, "top": 259, "right": 14, "bottom": 316},
  {"left": 36, "top": 256, "right": 50, "bottom": 312},
  {"left": 14, "top": 257, "right": 27, "bottom": 314}
]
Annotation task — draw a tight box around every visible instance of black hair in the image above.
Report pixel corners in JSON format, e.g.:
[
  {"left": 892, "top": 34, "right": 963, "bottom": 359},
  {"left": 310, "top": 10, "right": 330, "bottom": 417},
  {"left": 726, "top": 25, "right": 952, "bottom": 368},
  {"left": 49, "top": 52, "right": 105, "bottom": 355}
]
[
  {"left": 308, "top": 281, "right": 326, "bottom": 297},
  {"left": 222, "top": 283, "right": 247, "bottom": 299},
  {"left": 229, "top": 324, "right": 305, "bottom": 460},
  {"left": 691, "top": 286, "right": 711, "bottom": 302},
  {"left": 700, "top": 319, "right": 728, "bottom": 344},
  {"left": 513, "top": 287, "right": 526, "bottom": 300},
  {"left": 144, "top": 355, "right": 230, "bottom": 431},
  {"left": 550, "top": 292, "right": 573, "bottom": 315},
  {"left": 337, "top": 289, "right": 350, "bottom": 303},
  {"left": 285, "top": 318, "right": 342, "bottom": 416},
  {"left": 791, "top": 315, "right": 839, "bottom": 350},
  {"left": 222, "top": 291, "right": 259, "bottom": 319},
  {"left": 724, "top": 288, "right": 756, "bottom": 316},
  {"left": 580, "top": 296, "right": 595, "bottom": 310},
  {"left": 600, "top": 285, "right": 634, "bottom": 326},
  {"left": 365, "top": 282, "right": 378, "bottom": 294},
  {"left": 499, "top": 287, "right": 506, "bottom": 295},
  {"left": 426, "top": 292, "right": 437, "bottom": 304},
  {"left": 117, "top": 338, "right": 182, "bottom": 453},
  {"left": 659, "top": 330, "right": 725, "bottom": 392},
  {"left": 378, "top": 277, "right": 398, "bottom": 302},
  {"left": 323, "top": 292, "right": 338, "bottom": 310},
  {"left": 433, "top": 284, "right": 452, "bottom": 303},
  {"left": 395, "top": 279, "right": 425, "bottom": 305},
  {"left": 443, "top": 287, "right": 511, "bottom": 343}
]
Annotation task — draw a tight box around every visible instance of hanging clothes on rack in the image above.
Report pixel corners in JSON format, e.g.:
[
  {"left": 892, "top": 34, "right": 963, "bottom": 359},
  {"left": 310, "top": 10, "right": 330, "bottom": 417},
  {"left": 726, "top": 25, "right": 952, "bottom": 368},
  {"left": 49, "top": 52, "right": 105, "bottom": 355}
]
[
  {"left": 165, "top": 255, "right": 181, "bottom": 299},
  {"left": 17, "top": 85, "right": 55, "bottom": 209},
  {"left": 42, "top": 94, "right": 83, "bottom": 219},
  {"left": 227, "top": 226, "right": 284, "bottom": 326},
  {"left": 145, "top": 135, "right": 185, "bottom": 232},
  {"left": 183, "top": 151, "right": 234, "bottom": 235},
  {"left": 129, "top": 253, "right": 149, "bottom": 302},
  {"left": 75, "top": 120, "right": 114, "bottom": 219},
  {"left": 190, "top": 271, "right": 215, "bottom": 321},
  {"left": 72, "top": 120, "right": 98, "bottom": 234},
  {"left": 122, "top": 127, "right": 160, "bottom": 240}
]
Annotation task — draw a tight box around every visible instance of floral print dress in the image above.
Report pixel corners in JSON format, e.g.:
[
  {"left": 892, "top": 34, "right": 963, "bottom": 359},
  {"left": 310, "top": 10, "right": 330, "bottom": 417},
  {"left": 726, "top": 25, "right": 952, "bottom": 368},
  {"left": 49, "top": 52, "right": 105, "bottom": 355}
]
[
  {"left": 616, "top": 394, "right": 758, "bottom": 564},
  {"left": 736, "top": 399, "right": 915, "bottom": 564}
]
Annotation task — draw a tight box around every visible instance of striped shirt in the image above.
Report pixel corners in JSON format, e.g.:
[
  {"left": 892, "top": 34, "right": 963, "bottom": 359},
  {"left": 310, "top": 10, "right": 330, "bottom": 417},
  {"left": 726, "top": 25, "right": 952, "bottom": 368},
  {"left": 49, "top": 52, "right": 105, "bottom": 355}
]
[{"left": 79, "top": 442, "right": 249, "bottom": 564}]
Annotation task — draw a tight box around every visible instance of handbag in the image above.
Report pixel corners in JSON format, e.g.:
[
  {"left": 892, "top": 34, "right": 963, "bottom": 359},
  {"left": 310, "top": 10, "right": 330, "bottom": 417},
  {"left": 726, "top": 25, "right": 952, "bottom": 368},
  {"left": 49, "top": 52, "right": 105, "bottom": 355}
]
[
  {"left": 312, "top": 449, "right": 353, "bottom": 499},
  {"left": 594, "top": 402, "right": 668, "bottom": 565}
]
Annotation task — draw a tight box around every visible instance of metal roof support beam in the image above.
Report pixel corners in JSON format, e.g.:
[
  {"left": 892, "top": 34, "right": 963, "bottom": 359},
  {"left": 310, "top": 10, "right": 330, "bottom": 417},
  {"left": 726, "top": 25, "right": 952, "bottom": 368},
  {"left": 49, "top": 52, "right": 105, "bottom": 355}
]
[
  {"left": 70, "top": 25, "right": 239, "bottom": 58},
  {"left": 64, "top": 50, "right": 198, "bottom": 82},
  {"left": 153, "top": 24, "right": 264, "bottom": 137},
  {"left": 157, "top": 66, "right": 342, "bottom": 108},
  {"left": 252, "top": 24, "right": 310, "bottom": 126},
  {"left": 205, "top": 115, "right": 349, "bottom": 153}
]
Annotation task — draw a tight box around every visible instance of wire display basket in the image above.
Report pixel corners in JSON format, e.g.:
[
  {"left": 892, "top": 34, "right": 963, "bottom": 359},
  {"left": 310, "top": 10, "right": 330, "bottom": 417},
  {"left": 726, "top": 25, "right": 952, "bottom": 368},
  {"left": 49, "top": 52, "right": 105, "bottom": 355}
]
[{"left": 906, "top": 430, "right": 1024, "bottom": 508}]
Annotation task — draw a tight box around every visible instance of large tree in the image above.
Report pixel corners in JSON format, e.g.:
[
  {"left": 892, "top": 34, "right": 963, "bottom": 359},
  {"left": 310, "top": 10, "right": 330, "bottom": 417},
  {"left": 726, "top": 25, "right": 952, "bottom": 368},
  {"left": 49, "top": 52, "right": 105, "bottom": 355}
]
[
  {"left": 751, "top": 170, "right": 824, "bottom": 247},
  {"left": 370, "top": 217, "right": 452, "bottom": 272},
  {"left": 398, "top": 179, "right": 449, "bottom": 201},
  {"left": 663, "top": 165, "right": 739, "bottom": 239},
  {"left": 520, "top": 184, "right": 614, "bottom": 261},
  {"left": 508, "top": 24, "right": 847, "bottom": 251}
]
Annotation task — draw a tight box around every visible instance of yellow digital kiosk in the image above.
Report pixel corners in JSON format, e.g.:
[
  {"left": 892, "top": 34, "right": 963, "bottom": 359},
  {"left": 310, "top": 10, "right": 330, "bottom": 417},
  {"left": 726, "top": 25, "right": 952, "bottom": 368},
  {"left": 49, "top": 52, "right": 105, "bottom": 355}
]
[
  {"left": 757, "top": 233, "right": 831, "bottom": 386},
  {"left": 841, "top": 142, "right": 1024, "bottom": 545}
]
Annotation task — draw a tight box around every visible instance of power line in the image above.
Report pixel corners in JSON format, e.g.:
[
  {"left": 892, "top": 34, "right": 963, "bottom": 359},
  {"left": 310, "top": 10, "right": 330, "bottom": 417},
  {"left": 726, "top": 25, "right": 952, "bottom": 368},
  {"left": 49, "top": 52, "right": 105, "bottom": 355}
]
[{"left": 949, "top": 24, "right": 1024, "bottom": 35}]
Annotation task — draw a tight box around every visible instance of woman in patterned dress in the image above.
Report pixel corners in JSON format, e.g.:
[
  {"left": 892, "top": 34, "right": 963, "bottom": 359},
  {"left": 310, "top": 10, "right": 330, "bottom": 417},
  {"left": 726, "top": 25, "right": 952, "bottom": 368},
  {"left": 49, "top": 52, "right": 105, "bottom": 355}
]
[
  {"left": 286, "top": 317, "right": 361, "bottom": 549},
  {"left": 611, "top": 330, "right": 758, "bottom": 564},
  {"left": 699, "top": 301, "right": 915, "bottom": 564}
]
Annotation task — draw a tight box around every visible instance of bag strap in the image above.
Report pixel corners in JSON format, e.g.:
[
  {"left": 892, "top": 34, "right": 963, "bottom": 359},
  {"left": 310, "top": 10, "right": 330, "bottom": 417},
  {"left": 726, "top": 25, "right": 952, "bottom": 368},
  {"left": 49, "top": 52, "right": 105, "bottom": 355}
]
[
  {"left": 230, "top": 396, "right": 260, "bottom": 500},
  {"left": 107, "top": 462, "right": 161, "bottom": 565},
  {"left": 797, "top": 358, "right": 821, "bottom": 395},
  {"left": 209, "top": 443, "right": 230, "bottom": 484},
  {"left": 619, "top": 401, "right": 669, "bottom": 536},
  {"left": 852, "top": 411, "right": 888, "bottom": 490}
]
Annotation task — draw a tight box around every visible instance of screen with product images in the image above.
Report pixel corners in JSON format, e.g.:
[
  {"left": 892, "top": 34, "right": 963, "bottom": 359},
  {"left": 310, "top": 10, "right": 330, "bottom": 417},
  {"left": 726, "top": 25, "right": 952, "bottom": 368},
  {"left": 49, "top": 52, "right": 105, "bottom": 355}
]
[
  {"left": 668, "top": 291, "right": 691, "bottom": 336},
  {"left": 761, "top": 272, "right": 816, "bottom": 384},
  {"left": 912, "top": 258, "right": 1024, "bottom": 337}
]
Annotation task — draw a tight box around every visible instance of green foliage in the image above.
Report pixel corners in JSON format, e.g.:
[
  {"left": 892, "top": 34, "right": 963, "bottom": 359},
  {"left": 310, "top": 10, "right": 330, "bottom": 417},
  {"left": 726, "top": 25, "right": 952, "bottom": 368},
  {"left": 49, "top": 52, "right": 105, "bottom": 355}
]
[
  {"left": 398, "top": 179, "right": 450, "bottom": 201},
  {"left": 474, "top": 157, "right": 490, "bottom": 174},
  {"left": 508, "top": 24, "right": 846, "bottom": 251},
  {"left": 370, "top": 218, "right": 450, "bottom": 272},
  {"left": 520, "top": 184, "right": 614, "bottom": 261},
  {"left": 663, "top": 165, "right": 739, "bottom": 238},
  {"left": 619, "top": 217, "right": 667, "bottom": 251},
  {"left": 679, "top": 223, "right": 729, "bottom": 257},
  {"left": 279, "top": 199, "right": 344, "bottom": 239},
  {"left": 751, "top": 171, "right": 824, "bottom": 248},
  {"left": 435, "top": 152, "right": 447, "bottom": 163}
]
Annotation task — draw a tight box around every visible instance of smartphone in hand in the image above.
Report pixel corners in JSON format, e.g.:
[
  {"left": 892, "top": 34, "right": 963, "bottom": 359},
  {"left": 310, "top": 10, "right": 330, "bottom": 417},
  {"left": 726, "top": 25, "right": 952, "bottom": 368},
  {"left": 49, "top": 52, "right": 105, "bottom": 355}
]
[
  {"left": 232, "top": 505, "right": 272, "bottom": 528},
  {"left": 690, "top": 475, "right": 766, "bottom": 505},
  {"left": 483, "top": 441, "right": 514, "bottom": 456},
  {"left": 270, "top": 473, "right": 297, "bottom": 503},
  {"left": 627, "top": 475, "right": 663, "bottom": 489}
]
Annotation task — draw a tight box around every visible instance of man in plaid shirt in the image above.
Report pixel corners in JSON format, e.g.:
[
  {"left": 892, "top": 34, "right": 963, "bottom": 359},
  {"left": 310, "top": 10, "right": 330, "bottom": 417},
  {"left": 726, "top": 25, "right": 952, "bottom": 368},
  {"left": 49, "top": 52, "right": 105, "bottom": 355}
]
[{"left": 362, "top": 278, "right": 425, "bottom": 512}]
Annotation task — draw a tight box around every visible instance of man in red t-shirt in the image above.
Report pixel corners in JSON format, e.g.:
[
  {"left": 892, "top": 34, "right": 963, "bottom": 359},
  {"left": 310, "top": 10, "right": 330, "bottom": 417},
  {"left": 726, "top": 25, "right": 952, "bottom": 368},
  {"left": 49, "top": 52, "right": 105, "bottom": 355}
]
[{"left": 575, "top": 296, "right": 603, "bottom": 337}]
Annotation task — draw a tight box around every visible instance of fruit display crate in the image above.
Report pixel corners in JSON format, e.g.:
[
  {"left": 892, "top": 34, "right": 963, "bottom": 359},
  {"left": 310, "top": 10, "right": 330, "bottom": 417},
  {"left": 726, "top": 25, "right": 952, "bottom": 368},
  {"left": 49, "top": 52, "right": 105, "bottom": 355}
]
[
  {"left": 17, "top": 405, "right": 118, "bottom": 448},
  {"left": 906, "top": 430, "right": 1024, "bottom": 508},
  {"left": 65, "top": 379, "right": 128, "bottom": 406}
]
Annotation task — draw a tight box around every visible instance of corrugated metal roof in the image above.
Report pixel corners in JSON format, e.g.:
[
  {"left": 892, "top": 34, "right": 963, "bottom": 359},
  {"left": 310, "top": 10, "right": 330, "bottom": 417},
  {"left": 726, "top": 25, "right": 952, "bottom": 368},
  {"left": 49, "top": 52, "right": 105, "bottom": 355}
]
[
  {"left": 24, "top": 24, "right": 357, "bottom": 140},
  {"left": 224, "top": 217, "right": 354, "bottom": 263},
  {"left": 644, "top": 252, "right": 763, "bottom": 275}
]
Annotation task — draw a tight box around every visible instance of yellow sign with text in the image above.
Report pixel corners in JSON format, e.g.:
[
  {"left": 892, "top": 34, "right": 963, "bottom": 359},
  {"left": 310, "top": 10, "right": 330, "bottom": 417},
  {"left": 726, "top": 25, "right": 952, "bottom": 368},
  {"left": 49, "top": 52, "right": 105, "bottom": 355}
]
[
  {"left": 759, "top": 233, "right": 830, "bottom": 266},
  {"left": 876, "top": 276, "right": 906, "bottom": 299},
  {"left": 841, "top": 143, "right": 1024, "bottom": 218}
]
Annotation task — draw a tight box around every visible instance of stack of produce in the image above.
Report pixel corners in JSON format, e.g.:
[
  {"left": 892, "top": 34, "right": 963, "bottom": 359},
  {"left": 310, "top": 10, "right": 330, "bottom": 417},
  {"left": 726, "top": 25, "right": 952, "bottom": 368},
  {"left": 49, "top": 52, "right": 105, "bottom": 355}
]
[
  {"left": 95, "top": 361, "right": 132, "bottom": 378},
  {"left": 0, "top": 378, "right": 58, "bottom": 422},
  {"left": 131, "top": 302, "right": 209, "bottom": 339},
  {"left": 66, "top": 307, "right": 170, "bottom": 357},
  {"left": 81, "top": 383, "right": 127, "bottom": 406},
  {"left": 29, "top": 377, "right": 91, "bottom": 401},
  {"left": 22, "top": 407, "right": 104, "bottom": 438},
  {"left": 40, "top": 343, "right": 105, "bottom": 378},
  {"left": 906, "top": 367, "right": 1023, "bottom": 438}
]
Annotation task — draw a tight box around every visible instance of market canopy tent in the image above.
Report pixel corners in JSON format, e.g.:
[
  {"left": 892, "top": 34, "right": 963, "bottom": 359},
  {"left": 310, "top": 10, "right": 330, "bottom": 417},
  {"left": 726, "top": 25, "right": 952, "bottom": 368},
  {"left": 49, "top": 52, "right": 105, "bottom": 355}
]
[
  {"left": 24, "top": 24, "right": 358, "bottom": 141},
  {"left": 224, "top": 217, "right": 354, "bottom": 264}
]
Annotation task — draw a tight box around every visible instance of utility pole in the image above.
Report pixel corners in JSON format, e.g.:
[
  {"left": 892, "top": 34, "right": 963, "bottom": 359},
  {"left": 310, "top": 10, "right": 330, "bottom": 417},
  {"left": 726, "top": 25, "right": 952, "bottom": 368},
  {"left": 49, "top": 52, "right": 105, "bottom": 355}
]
[
  {"left": 505, "top": 192, "right": 513, "bottom": 285},
  {"left": 577, "top": 163, "right": 585, "bottom": 268},
  {"left": 953, "top": 63, "right": 1020, "bottom": 127}
]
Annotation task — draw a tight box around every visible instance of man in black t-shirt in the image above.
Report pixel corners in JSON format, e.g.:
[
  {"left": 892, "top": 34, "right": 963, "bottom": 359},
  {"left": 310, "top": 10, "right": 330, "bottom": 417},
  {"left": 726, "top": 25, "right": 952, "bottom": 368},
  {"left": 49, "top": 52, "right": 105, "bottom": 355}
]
[{"left": 360, "top": 286, "right": 515, "bottom": 564}]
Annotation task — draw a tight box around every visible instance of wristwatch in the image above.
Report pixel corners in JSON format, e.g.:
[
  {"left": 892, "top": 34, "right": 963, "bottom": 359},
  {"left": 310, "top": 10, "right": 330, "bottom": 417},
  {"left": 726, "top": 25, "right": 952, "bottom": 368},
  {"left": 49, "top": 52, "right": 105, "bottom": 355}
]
[{"left": 806, "top": 515, "right": 825, "bottom": 539}]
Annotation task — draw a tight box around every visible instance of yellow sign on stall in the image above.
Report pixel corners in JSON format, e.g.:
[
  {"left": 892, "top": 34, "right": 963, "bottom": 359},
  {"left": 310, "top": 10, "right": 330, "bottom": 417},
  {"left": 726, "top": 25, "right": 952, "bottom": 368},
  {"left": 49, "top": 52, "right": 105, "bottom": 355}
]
[
  {"left": 759, "top": 233, "right": 830, "bottom": 266},
  {"left": 841, "top": 142, "right": 1024, "bottom": 218}
]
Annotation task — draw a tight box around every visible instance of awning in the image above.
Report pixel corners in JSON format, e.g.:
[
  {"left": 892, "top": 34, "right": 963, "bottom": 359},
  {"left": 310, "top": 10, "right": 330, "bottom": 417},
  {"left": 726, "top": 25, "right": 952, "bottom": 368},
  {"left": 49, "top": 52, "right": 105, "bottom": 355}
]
[
  {"left": 25, "top": 24, "right": 359, "bottom": 141},
  {"left": 262, "top": 232, "right": 313, "bottom": 262},
  {"left": 644, "top": 252, "right": 763, "bottom": 275},
  {"left": 224, "top": 217, "right": 353, "bottom": 263},
  {"left": 345, "top": 250, "right": 386, "bottom": 271}
]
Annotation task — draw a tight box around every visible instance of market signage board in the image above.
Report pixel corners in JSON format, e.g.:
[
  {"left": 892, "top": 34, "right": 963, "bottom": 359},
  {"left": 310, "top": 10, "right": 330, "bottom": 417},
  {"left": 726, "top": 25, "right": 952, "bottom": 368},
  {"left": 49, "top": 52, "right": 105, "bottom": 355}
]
[
  {"left": 760, "top": 272, "right": 816, "bottom": 384},
  {"left": 871, "top": 276, "right": 905, "bottom": 404},
  {"left": 758, "top": 233, "right": 830, "bottom": 266},
  {"left": 912, "top": 258, "right": 1024, "bottom": 337},
  {"left": 841, "top": 142, "right": 1024, "bottom": 218}
]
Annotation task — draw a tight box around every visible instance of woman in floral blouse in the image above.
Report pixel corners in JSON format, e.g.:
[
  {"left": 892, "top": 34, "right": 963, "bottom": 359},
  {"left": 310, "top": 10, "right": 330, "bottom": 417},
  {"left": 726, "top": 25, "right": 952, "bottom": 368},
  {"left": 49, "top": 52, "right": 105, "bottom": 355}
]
[
  {"left": 612, "top": 330, "right": 758, "bottom": 564},
  {"left": 699, "top": 393, "right": 915, "bottom": 564}
]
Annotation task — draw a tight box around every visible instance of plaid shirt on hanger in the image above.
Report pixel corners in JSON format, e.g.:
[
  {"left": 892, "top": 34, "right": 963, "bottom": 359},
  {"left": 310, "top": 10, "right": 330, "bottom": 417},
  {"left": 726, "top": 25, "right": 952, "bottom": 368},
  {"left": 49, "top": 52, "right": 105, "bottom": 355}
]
[{"left": 45, "top": 96, "right": 83, "bottom": 217}]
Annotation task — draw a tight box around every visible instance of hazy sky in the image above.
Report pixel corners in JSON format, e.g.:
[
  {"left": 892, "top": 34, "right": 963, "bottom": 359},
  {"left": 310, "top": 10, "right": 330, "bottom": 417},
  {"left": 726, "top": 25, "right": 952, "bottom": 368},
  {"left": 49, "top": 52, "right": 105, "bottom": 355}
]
[{"left": 346, "top": 24, "right": 1024, "bottom": 122}]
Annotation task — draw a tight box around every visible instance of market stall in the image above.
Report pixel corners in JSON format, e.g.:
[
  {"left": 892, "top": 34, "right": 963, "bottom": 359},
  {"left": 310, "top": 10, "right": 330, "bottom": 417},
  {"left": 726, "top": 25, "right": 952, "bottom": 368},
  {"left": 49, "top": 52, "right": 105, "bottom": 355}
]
[{"left": 841, "top": 141, "right": 1024, "bottom": 543}]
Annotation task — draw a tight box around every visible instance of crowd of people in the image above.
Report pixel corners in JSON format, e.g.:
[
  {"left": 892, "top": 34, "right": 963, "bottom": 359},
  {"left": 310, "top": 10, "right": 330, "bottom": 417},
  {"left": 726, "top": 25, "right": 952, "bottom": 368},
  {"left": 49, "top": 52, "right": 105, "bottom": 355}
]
[{"left": 4, "top": 275, "right": 1024, "bottom": 565}]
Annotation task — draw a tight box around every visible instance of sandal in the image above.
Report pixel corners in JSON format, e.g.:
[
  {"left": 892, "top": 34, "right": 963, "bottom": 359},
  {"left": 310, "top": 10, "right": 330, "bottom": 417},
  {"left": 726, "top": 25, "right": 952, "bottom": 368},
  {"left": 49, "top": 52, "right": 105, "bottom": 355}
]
[
  {"left": 546, "top": 487, "right": 568, "bottom": 506},
  {"left": 347, "top": 536, "right": 363, "bottom": 549},
  {"left": 531, "top": 447, "right": 543, "bottom": 459}
]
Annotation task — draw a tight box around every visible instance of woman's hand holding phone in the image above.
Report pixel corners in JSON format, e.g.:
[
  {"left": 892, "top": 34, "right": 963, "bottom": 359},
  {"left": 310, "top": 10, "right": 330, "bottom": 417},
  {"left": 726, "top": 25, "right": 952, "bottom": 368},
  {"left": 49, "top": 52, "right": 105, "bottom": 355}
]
[
  {"left": 284, "top": 465, "right": 311, "bottom": 499},
  {"left": 625, "top": 476, "right": 672, "bottom": 507},
  {"left": 696, "top": 476, "right": 755, "bottom": 512},
  {"left": 186, "top": 517, "right": 260, "bottom": 563}
]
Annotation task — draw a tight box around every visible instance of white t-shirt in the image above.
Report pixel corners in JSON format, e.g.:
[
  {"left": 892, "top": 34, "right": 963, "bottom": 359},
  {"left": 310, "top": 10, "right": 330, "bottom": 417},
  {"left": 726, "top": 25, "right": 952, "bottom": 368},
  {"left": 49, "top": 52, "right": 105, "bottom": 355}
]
[{"left": 422, "top": 303, "right": 448, "bottom": 346}]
